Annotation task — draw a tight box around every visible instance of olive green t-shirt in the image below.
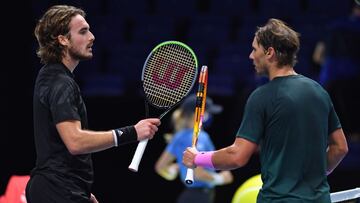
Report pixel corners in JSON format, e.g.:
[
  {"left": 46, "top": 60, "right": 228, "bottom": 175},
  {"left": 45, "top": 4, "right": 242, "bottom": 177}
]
[{"left": 237, "top": 75, "right": 341, "bottom": 203}]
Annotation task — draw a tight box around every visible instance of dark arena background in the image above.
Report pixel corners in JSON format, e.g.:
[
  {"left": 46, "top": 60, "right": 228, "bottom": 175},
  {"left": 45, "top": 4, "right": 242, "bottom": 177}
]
[{"left": 1, "top": 0, "right": 359, "bottom": 202}]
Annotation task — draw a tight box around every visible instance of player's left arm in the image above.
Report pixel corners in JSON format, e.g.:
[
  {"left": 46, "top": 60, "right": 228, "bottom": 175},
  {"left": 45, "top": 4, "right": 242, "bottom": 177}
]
[{"left": 326, "top": 128, "right": 348, "bottom": 175}]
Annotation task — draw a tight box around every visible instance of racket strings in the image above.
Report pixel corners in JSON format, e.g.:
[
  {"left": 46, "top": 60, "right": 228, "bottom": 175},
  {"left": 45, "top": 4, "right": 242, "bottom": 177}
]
[
  {"left": 148, "top": 45, "right": 196, "bottom": 85},
  {"left": 143, "top": 44, "right": 197, "bottom": 108}
]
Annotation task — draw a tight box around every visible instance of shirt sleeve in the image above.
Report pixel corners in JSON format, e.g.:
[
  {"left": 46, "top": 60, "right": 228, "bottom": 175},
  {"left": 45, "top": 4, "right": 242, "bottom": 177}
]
[
  {"left": 236, "top": 91, "right": 265, "bottom": 144},
  {"left": 49, "top": 80, "right": 81, "bottom": 124}
]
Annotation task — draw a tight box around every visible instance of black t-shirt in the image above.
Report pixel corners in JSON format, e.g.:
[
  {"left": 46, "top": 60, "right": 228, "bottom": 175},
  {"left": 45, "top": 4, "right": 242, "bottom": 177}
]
[{"left": 31, "top": 63, "right": 93, "bottom": 200}]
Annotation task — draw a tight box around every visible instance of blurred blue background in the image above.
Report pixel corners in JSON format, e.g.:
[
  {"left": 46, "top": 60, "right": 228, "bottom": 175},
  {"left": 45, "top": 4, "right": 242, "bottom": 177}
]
[{"left": 1, "top": 0, "right": 359, "bottom": 202}]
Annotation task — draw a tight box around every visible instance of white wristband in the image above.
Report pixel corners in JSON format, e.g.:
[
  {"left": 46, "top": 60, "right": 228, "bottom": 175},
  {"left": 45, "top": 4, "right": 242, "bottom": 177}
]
[{"left": 112, "top": 130, "right": 118, "bottom": 147}]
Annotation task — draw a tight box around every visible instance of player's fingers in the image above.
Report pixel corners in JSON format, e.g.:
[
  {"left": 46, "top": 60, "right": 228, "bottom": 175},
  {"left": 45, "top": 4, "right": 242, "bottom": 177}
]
[
  {"left": 182, "top": 156, "right": 194, "bottom": 168},
  {"left": 146, "top": 126, "right": 158, "bottom": 140},
  {"left": 146, "top": 118, "right": 161, "bottom": 126},
  {"left": 183, "top": 147, "right": 196, "bottom": 168},
  {"left": 189, "top": 147, "right": 199, "bottom": 154},
  {"left": 148, "top": 123, "right": 159, "bottom": 132}
]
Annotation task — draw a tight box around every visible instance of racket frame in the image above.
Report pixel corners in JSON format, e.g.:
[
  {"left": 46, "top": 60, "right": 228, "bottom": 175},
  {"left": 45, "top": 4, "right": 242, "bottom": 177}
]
[
  {"left": 129, "top": 41, "right": 198, "bottom": 172},
  {"left": 185, "top": 65, "right": 208, "bottom": 184}
]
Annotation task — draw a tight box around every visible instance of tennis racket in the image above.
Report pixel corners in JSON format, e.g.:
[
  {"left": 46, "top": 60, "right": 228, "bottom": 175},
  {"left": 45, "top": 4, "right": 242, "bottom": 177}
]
[
  {"left": 128, "top": 41, "right": 198, "bottom": 172},
  {"left": 185, "top": 65, "right": 208, "bottom": 184}
]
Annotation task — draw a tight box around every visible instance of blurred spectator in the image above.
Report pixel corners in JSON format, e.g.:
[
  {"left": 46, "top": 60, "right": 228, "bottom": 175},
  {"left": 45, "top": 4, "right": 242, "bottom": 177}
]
[
  {"left": 313, "top": 1, "right": 360, "bottom": 138},
  {"left": 155, "top": 95, "right": 233, "bottom": 203}
]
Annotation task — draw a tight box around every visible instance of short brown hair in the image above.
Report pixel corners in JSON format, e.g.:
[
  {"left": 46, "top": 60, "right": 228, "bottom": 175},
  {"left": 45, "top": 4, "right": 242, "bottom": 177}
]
[
  {"left": 255, "top": 18, "right": 300, "bottom": 67},
  {"left": 34, "top": 5, "right": 85, "bottom": 64}
]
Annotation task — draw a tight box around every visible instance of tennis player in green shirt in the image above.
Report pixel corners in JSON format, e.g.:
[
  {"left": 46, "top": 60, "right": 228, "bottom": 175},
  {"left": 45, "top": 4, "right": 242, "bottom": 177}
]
[{"left": 183, "top": 18, "right": 348, "bottom": 203}]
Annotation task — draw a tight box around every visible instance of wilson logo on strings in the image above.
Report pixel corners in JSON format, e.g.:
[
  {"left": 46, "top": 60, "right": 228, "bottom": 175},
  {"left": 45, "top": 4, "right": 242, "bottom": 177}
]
[{"left": 151, "top": 58, "right": 190, "bottom": 89}]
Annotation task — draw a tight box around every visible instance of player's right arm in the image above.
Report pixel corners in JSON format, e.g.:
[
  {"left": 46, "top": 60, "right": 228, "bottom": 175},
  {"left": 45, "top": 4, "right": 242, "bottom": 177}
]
[
  {"left": 56, "top": 118, "right": 160, "bottom": 155},
  {"left": 183, "top": 137, "right": 258, "bottom": 170},
  {"left": 212, "top": 138, "right": 258, "bottom": 170}
]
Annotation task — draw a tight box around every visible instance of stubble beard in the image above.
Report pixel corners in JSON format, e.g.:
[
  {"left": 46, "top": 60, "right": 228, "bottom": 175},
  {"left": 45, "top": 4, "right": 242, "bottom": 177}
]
[
  {"left": 69, "top": 47, "right": 93, "bottom": 61},
  {"left": 255, "top": 64, "right": 269, "bottom": 77}
]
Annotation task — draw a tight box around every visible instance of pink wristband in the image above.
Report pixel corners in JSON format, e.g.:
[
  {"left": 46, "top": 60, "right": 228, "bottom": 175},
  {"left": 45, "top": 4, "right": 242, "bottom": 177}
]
[{"left": 194, "top": 151, "right": 215, "bottom": 169}]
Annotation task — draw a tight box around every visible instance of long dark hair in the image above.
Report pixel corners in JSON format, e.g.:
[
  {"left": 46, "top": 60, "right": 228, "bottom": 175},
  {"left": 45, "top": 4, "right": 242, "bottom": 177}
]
[{"left": 34, "top": 5, "right": 85, "bottom": 64}]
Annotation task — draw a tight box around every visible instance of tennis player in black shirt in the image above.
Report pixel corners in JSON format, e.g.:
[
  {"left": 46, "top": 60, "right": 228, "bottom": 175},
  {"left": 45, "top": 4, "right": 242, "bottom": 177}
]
[{"left": 26, "top": 5, "right": 161, "bottom": 203}]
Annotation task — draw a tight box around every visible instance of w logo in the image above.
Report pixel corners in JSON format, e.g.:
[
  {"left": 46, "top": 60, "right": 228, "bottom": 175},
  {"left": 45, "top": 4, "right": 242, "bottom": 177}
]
[{"left": 151, "top": 58, "right": 190, "bottom": 89}]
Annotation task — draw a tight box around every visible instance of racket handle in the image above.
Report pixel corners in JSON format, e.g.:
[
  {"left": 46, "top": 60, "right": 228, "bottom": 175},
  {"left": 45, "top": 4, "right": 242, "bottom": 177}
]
[
  {"left": 185, "top": 168, "right": 194, "bottom": 185},
  {"left": 128, "top": 139, "right": 149, "bottom": 172}
]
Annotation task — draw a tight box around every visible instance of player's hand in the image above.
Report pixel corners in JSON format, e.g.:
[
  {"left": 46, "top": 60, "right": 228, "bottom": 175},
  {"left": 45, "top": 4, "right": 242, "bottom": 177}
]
[
  {"left": 182, "top": 147, "right": 198, "bottom": 168},
  {"left": 90, "top": 193, "right": 98, "bottom": 203},
  {"left": 134, "top": 118, "right": 161, "bottom": 141}
]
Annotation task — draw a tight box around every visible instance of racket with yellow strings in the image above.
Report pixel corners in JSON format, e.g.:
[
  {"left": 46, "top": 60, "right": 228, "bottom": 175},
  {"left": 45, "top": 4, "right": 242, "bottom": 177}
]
[{"left": 184, "top": 65, "right": 208, "bottom": 184}]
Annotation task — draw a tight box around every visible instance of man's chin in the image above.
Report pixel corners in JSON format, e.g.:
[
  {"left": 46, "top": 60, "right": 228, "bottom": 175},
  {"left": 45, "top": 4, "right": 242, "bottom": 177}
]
[
  {"left": 255, "top": 70, "right": 268, "bottom": 77},
  {"left": 79, "top": 55, "right": 93, "bottom": 61}
]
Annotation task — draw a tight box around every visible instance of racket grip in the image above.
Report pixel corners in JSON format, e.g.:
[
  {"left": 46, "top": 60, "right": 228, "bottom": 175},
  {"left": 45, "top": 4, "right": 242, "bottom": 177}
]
[
  {"left": 128, "top": 139, "right": 149, "bottom": 172},
  {"left": 185, "top": 168, "right": 194, "bottom": 185}
]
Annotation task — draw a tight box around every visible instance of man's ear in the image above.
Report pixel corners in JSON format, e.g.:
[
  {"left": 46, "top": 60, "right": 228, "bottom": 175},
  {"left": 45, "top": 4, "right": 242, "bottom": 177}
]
[
  {"left": 58, "top": 35, "right": 69, "bottom": 46},
  {"left": 265, "top": 47, "right": 275, "bottom": 58}
]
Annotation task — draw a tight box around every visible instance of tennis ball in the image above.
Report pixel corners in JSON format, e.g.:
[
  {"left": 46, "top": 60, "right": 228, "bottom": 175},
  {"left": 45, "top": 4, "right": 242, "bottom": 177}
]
[{"left": 231, "top": 174, "right": 263, "bottom": 203}]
